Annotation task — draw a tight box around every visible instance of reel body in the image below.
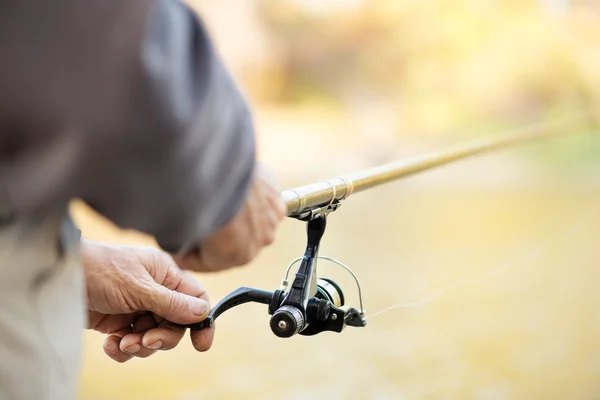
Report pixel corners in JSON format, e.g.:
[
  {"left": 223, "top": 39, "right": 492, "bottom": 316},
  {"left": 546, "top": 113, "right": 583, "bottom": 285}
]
[{"left": 184, "top": 214, "right": 366, "bottom": 338}]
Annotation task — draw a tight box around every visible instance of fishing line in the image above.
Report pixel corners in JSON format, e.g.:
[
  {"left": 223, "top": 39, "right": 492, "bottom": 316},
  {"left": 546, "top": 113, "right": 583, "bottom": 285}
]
[{"left": 366, "top": 205, "right": 598, "bottom": 320}]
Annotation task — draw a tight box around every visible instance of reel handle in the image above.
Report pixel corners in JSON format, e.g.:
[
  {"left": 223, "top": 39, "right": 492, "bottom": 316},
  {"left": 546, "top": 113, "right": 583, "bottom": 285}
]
[{"left": 181, "top": 287, "right": 275, "bottom": 331}]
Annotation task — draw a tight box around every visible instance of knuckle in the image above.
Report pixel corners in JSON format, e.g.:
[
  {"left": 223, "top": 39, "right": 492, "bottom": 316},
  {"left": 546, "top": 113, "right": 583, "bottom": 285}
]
[
  {"left": 145, "top": 246, "right": 161, "bottom": 262},
  {"left": 233, "top": 254, "right": 249, "bottom": 266},
  {"left": 263, "top": 230, "right": 276, "bottom": 246},
  {"left": 166, "top": 290, "right": 180, "bottom": 312},
  {"left": 131, "top": 280, "right": 155, "bottom": 311},
  {"left": 140, "top": 247, "right": 169, "bottom": 278},
  {"left": 236, "top": 247, "right": 256, "bottom": 265},
  {"left": 152, "top": 248, "right": 173, "bottom": 268}
]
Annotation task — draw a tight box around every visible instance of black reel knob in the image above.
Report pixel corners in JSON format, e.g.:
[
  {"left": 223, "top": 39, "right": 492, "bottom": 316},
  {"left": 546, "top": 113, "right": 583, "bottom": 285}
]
[
  {"left": 270, "top": 305, "right": 305, "bottom": 338},
  {"left": 307, "top": 298, "right": 331, "bottom": 321}
]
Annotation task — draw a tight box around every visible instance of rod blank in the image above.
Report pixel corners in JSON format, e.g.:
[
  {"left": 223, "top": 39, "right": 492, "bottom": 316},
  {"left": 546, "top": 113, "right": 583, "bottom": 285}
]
[{"left": 282, "top": 116, "right": 590, "bottom": 217}]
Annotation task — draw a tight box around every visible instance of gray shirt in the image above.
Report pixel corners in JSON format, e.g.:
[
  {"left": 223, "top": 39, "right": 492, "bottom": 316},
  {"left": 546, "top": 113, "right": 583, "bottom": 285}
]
[{"left": 0, "top": 0, "right": 255, "bottom": 254}]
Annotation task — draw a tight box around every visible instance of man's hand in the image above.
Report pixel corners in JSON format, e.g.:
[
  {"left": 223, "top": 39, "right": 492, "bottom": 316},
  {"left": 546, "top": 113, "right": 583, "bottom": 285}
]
[
  {"left": 174, "top": 164, "right": 286, "bottom": 272},
  {"left": 83, "top": 240, "right": 213, "bottom": 363}
]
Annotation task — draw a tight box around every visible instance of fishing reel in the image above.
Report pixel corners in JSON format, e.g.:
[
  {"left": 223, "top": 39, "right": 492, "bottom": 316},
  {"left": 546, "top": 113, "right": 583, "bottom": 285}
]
[{"left": 184, "top": 211, "right": 367, "bottom": 338}]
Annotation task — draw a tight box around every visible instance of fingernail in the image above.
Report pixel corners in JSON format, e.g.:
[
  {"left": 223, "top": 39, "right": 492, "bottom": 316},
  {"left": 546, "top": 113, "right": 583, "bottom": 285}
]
[
  {"left": 104, "top": 341, "right": 117, "bottom": 352},
  {"left": 191, "top": 299, "right": 208, "bottom": 316},
  {"left": 124, "top": 344, "right": 141, "bottom": 354},
  {"left": 146, "top": 340, "right": 163, "bottom": 350}
]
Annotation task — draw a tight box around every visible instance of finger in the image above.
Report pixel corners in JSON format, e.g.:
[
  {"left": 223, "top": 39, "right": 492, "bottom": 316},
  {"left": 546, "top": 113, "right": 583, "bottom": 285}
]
[
  {"left": 141, "top": 320, "right": 186, "bottom": 351},
  {"left": 92, "top": 313, "right": 136, "bottom": 334},
  {"left": 258, "top": 167, "right": 285, "bottom": 221},
  {"left": 146, "top": 261, "right": 212, "bottom": 323},
  {"left": 161, "top": 266, "right": 210, "bottom": 303},
  {"left": 190, "top": 325, "right": 215, "bottom": 352},
  {"left": 164, "top": 270, "right": 212, "bottom": 320},
  {"left": 256, "top": 163, "right": 281, "bottom": 191},
  {"left": 271, "top": 191, "right": 287, "bottom": 220},
  {"left": 103, "top": 328, "right": 134, "bottom": 363},
  {"left": 141, "top": 283, "right": 210, "bottom": 325},
  {"left": 119, "top": 332, "right": 157, "bottom": 358},
  {"left": 188, "top": 266, "right": 216, "bottom": 352},
  {"left": 257, "top": 163, "right": 285, "bottom": 220},
  {"left": 132, "top": 313, "right": 158, "bottom": 334},
  {"left": 262, "top": 196, "right": 283, "bottom": 245},
  {"left": 175, "top": 276, "right": 215, "bottom": 352}
]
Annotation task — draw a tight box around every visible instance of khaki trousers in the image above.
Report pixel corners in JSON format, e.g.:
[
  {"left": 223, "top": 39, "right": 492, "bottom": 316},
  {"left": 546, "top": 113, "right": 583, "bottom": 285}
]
[{"left": 0, "top": 213, "right": 84, "bottom": 400}]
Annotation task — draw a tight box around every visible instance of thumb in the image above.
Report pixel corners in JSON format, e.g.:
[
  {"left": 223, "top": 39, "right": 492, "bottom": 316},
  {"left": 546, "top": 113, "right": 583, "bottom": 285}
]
[{"left": 143, "top": 284, "right": 210, "bottom": 325}]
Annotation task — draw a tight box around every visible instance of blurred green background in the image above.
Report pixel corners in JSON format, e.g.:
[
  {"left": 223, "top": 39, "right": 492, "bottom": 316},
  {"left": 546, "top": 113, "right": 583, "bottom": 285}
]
[{"left": 75, "top": 0, "right": 600, "bottom": 398}]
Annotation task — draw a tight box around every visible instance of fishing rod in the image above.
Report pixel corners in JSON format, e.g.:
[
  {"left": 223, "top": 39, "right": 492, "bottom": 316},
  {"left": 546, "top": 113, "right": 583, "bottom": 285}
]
[{"left": 184, "top": 115, "right": 590, "bottom": 338}]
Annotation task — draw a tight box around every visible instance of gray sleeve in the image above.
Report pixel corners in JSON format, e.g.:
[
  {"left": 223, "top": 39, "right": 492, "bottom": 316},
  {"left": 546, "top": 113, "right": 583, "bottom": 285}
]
[{"left": 0, "top": 0, "right": 255, "bottom": 254}]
